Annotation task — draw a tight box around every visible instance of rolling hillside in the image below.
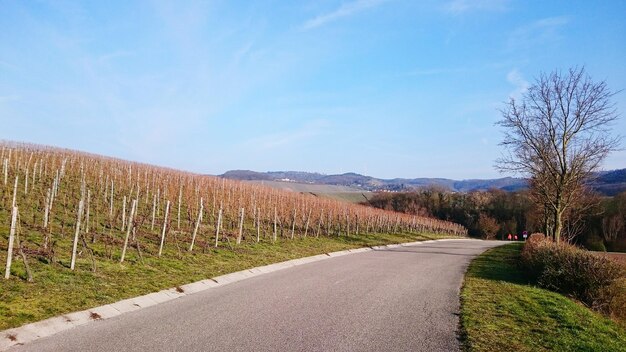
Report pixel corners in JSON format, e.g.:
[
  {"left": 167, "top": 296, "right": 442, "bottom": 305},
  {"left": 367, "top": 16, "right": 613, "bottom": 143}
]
[
  {"left": 591, "top": 169, "right": 626, "bottom": 196},
  {"left": 221, "top": 169, "right": 626, "bottom": 195}
]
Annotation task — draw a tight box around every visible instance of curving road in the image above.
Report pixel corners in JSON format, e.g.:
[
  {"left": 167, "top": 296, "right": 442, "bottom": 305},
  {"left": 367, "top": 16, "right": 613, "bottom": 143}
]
[{"left": 12, "top": 239, "right": 503, "bottom": 352}]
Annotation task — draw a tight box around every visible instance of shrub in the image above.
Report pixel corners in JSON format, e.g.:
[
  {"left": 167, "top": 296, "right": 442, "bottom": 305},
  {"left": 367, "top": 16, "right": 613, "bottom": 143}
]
[
  {"left": 606, "top": 238, "right": 626, "bottom": 253},
  {"left": 600, "top": 278, "right": 626, "bottom": 322},
  {"left": 521, "top": 238, "right": 626, "bottom": 318},
  {"left": 478, "top": 213, "right": 500, "bottom": 239},
  {"left": 520, "top": 233, "right": 547, "bottom": 264},
  {"left": 526, "top": 232, "right": 546, "bottom": 246},
  {"left": 584, "top": 233, "right": 607, "bottom": 252}
]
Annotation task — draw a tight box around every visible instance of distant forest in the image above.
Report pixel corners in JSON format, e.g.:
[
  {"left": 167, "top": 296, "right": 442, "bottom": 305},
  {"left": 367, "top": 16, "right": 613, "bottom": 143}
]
[{"left": 364, "top": 189, "right": 626, "bottom": 252}]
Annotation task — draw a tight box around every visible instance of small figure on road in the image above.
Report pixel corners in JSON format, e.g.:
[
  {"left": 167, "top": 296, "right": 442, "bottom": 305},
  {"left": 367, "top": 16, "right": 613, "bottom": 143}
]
[{"left": 507, "top": 233, "right": 512, "bottom": 241}]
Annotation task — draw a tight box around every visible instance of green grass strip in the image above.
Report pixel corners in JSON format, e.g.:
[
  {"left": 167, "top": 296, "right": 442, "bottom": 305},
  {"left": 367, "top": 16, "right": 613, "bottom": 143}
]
[{"left": 460, "top": 243, "right": 626, "bottom": 352}]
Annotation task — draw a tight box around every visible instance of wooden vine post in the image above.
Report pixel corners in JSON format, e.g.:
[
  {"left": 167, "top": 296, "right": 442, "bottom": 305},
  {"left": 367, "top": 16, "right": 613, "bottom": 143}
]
[
  {"left": 151, "top": 194, "right": 156, "bottom": 231},
  {"left": 24, "top": 167, "right": 28, "bottom": 194},
  {"left": 317, "top": 209, "right": 323, "bottom": 238},
  {"left": 290, "top": 208, "right": 297, "bottom": 240},
  {"left": 189, "top": 198, "right": 203, "bottom": 251},
  {"left": 120, "top": 199, "right": 137, "bottom": 263},
  {"left": 214, "top": 207, "right": 223, "bottom": 247},
  {"left": 236, "top": 207, "right": 244, "bottom": 244},
  {"left": 85, "top": 189, "right": 91, "bottom": 233},
  {"left": 11, "top": 176, "right": 18, "bottom": 208},
  {"left": 2, "top": 158, "right": 7, "bottom": 185},
  {"left": 121, "top": 195, "right": 127, "bottom": 231},
  {"left": 158, "top": 200, "right": 171, "bottom": 257},
  {"left": 177, "top": 184, "right": 182, "bottom": 230},
  {"left": 304, "top": 209, "right": 311, "bottom": 237},
  {"left": 256, "top": 207, "right": 261, "bottom": 243},
  {"left": 109, "top": 181, "right": 114, "bottom": 217},
  {"left": 273, "top": 207, "right": 278, "bottom": 242},
  {"left": 70, "top": 199, "right": 85, "bottom": 270},
  {"left": 4, "top": 207, "right": 18, "bottom": 279},
  {"left": 43, "top": 188, "right": 51, "bottom": 228}
]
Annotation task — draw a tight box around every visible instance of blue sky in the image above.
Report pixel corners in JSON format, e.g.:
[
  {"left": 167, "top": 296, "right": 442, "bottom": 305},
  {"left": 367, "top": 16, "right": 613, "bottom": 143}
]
[{"left": 1, "top": 0, "right": 625, "bottom": 179}]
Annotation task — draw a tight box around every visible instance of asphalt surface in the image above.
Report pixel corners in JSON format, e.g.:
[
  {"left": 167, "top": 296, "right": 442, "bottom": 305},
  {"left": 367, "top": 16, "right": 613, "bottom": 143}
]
[{"left": 12, "top": 239, "right": 503, "bottom": 352}]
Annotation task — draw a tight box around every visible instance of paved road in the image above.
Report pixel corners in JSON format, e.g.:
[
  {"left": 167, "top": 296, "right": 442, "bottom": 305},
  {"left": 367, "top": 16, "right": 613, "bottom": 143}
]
[{"left": 12, "top": 240, "right": 503, "bottom": 352}]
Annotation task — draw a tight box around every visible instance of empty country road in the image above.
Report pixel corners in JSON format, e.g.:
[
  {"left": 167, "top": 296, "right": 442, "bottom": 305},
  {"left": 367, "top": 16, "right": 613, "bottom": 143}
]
[{"left": 11, "top": 240, "right": 504, "bottom": 352}]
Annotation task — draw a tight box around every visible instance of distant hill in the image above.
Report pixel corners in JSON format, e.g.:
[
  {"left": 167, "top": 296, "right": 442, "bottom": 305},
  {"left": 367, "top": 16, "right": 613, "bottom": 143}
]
[
  {"left": 220, "top": 169, "right": 626, "bottom": 195},
  {"left": 220, "top": 170, "right": 528, "bottom": 193},
  {"left": 590, "top": 169, "right": 626, "bottom": 196}
]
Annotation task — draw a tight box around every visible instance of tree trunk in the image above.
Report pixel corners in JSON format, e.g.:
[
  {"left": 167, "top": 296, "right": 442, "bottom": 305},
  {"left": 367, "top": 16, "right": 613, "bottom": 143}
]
[{"left": 554, "top": 207, "right": 564, "bottom": 243}]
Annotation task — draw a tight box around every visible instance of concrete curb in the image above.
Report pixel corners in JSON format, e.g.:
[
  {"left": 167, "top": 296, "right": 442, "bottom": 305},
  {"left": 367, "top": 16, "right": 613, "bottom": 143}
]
[{"left": 0, "top": 238, "right": 476, "bottom": 350}]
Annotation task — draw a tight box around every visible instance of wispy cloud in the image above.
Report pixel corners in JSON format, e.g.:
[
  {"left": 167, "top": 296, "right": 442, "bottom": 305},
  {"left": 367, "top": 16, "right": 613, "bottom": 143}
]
[
  {"left": 0, "top": 95, "right": 20, "bottom": 103},
  {"left": 506, "top": 69, "right": 529, "bottom": 100},
  {"left": 0, "top": 60, "right": 16, "bottom": 69},
  {"left": 444, "top": 0, "right": 509, "bottom": 14},
  {"left": 97, "top": 50, "right": 134, "bottom": 64},
  {"left": 508, "top": 16, "right": 569, "bottom": 51},
  {"left": 241, "top": 120, "right": 330, "bottom": 150},
  {"left": 402, "top": 61, "right": 521, "bottom": 77},
  {"left": 150, "top": 0, "right": 213, "bottom": 54},
  {"left": 301, "top": 0, "right": 388, "bottom": 30},
  {"left": 405, "top": 67, "right": 470, "bottom": 76},
  {"left": 233, "top": 42, "right": 254, "bottom": 64}
]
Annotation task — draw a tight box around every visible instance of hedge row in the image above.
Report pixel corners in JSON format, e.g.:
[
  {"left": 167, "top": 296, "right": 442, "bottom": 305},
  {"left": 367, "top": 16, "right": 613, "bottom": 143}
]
[{"left": 521, "top": 234, "right": 626, "bottom": 322}]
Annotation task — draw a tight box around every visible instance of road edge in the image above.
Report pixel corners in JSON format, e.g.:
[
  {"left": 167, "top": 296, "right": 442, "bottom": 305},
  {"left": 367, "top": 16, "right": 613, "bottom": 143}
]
[{"left": 1, "top": 238, "right": 479, "bottom": 350}]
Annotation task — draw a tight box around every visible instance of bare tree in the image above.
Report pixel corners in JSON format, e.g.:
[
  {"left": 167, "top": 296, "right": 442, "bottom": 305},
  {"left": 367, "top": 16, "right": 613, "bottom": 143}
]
[
  {"left": 497, "top": 67, "right": 620, "bottom": 242},
  {"left": 477, "top": 213, "right": 500, "bottom": 240},
  {"left": 602, "top": 215, "right": 624, "bottom": 243}
]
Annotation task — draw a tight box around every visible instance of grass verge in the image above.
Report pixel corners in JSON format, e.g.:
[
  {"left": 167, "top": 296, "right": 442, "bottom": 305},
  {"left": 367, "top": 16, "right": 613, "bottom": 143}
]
[
  {"left": 460, "top": 243, "right": 626, "bottom": 352},
  {"left": 1, "top": 231, "right": 452, "bottom": 331}
]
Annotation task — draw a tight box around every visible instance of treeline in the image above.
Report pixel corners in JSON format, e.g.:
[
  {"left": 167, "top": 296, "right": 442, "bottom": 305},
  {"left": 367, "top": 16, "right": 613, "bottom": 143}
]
[{"left": 365, "top": 189, "right": 626, "bottom": 252}]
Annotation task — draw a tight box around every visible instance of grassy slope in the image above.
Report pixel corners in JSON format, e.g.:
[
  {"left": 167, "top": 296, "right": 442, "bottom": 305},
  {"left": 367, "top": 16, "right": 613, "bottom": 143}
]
[
  {"left": 313, "top": 192, "right": 374, "bottom": 204},
  {"left": 247, "top": 180, "right": 362, "bottom": 193},
  {"left": 246, "top": 180, "right": 374, "bottom": 204},
  {"left": 461, "top": 243, "right": 626, "bottom": 352},
  {"left": 0, "top": 231, "right": 452, "bottom": 331}
]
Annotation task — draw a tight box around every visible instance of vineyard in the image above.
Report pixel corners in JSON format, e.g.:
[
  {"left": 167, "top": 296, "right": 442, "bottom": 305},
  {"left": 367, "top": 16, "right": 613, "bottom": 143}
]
[{"left": 0, "top": 141, "right": 466, "bottom": 329}]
